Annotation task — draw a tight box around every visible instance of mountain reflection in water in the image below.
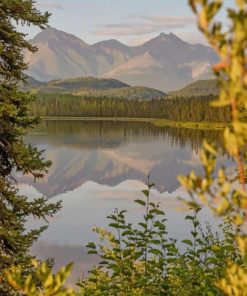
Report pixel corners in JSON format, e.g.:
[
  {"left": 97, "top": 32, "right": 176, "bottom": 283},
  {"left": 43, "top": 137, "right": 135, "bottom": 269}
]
[
  {"left": 20, "top": 120, "right": 231, "bottom": 283},
  {"left": 21, "top": 120, "right": 227, "bottom": 197}
]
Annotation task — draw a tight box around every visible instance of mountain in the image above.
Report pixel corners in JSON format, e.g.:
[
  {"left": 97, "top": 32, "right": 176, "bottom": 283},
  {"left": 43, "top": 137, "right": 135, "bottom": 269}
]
[
  {"left": 168, "top": 79, "right": 219, "bottom": 97},
  {"left": 112, "top": 33, "right": 217, "bottom": 91},
  {"left": 48, "top": 77, "right": 129, "bottom": 90},
  {"left": 25, "top": 27, "right": 95, "bottom": 81},
  {"left": 25, "top": 27, "right": 218, "bottom": 92},
  {"left": 103, "top": 51, "right": 192, "bottom": 92},
  {"left": 27, "top": 76, "right": 165, "bottom": 100},
  {"left": 92, "top": 39, "right": 134, "bottom": 69}
]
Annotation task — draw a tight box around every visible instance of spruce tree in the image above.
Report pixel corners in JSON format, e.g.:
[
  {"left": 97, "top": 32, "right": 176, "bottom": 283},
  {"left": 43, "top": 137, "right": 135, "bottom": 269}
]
[{"left": 0, "top": 1, "right": 61, "bottom": 294}]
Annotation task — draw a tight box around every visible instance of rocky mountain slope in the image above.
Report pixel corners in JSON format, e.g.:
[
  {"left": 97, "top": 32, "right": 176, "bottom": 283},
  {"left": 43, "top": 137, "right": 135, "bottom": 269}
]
[{"left": 25, "top": 27, "right": 218, "bottom": 92}]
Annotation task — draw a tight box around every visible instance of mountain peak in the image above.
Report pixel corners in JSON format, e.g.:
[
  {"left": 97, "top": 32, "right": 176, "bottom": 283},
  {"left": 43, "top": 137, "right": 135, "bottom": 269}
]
[
  {"left": 31, "top": 26, "right": 59, "bottom": 41},
  {"left": 155, "top": 32, "right": 184, "bottom": 43},
  {"left": 140, "top": 32, "right": 182, "bottom": 47},
  {"left": 158, "top": 32, "right": 168, "bottom": 38},
  {"left": 94, "top": 39, "right": 123, "bottom": 46},
  {"left": 93, "top": 38, "right": 128, "bottom": 50},
  {"left": 31, "top": 27, "right": 89, "bottom": 47}
]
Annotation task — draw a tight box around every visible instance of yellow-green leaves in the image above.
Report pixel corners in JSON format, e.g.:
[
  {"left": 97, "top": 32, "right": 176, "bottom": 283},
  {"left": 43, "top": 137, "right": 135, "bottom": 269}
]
[
  {"left": 5, "top": 261, "right": 75, "bottom": 296},
  {"left": 188, "top": 0, "right": 247, "bottom": 218},
  {"left": 235, "top": 0, "right": 245, "bottom": 9},
  {"left": 188, "top": 0, "right": 247, "bottom": 294},
  {"left": 217, "top": 262, "right": 247, "bottom": 296}
]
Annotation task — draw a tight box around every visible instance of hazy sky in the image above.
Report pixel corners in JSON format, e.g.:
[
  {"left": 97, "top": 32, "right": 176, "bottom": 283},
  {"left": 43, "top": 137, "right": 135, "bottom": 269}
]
[{"left": 24, "top": 0, "right": 235, "bottom": 45}]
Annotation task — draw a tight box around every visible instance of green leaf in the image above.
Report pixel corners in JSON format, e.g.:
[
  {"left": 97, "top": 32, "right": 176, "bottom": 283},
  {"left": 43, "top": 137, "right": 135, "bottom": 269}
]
[
  {"left": 182, "top": 239, "right": 193, "bottom": 247},
  {"left": 135, "top": 199, "right": 146, "bottom": 207},
  {"left": 142, "top": 190, "right": 150, "bottom": 197}
]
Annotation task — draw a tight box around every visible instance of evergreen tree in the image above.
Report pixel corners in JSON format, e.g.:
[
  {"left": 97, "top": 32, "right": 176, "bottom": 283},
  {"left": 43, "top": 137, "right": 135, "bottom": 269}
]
[
  {"left": 30, "top": 93, "right": 231, "bottom": 123},
  {"left": 0, "top": 1, "right": 61, "bottom": 294}
]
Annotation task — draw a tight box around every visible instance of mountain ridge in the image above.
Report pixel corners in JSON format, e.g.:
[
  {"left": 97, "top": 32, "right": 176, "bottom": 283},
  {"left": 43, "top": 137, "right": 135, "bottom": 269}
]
[{"left": 25, "top": 27, "right": 218, "bottom": 92}]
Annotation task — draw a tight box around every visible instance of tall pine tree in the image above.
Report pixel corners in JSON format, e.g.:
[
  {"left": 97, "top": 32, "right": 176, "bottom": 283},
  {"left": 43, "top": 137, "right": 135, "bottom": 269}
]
[{"left": 0, "top": 1, "right": 61, "bottom": 294}]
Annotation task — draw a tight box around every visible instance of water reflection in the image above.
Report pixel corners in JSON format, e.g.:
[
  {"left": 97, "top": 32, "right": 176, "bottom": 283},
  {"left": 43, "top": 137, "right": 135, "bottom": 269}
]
[
  {"left": 20, "top": 120, "right": 231, "bottom": 283},
  {"left": 21, "top": 120, "right": 227, "bottom": 197}
]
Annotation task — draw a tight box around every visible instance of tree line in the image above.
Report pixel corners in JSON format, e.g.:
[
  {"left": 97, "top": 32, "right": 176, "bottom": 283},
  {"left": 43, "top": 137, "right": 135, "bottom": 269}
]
[
  {"left": 30, "top": 93, "right": 231, "bottom": 123},
  {"left": 34, "top": 119, "right": 225, "bottom": 153}
]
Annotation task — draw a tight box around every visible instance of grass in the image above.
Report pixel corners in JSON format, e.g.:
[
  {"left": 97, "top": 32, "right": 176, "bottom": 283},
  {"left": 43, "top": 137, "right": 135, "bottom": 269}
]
[
  {"left": 152, "top": 119, "right": 227, "bottom": 130},
  {"left": 41, "top": 116, "right": 227, "bottom": 130}
]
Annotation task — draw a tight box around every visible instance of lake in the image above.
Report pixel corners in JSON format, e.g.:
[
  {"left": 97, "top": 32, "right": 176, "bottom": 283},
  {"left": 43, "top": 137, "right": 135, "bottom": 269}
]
[{"left": 19, "top": 120, "right": 232, "bottom": 283}]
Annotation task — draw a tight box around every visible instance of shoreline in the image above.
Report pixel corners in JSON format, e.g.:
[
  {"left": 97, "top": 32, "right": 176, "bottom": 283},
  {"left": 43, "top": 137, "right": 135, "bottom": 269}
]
[{"left": 41, "top": 117, "right": 227, "bottom": 130}]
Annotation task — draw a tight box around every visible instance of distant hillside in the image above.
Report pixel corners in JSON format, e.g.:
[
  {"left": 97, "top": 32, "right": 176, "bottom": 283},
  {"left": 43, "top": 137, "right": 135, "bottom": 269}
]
[
  {"left": 27, "top": 77, "right": 129, "bottom": 92},
  {"left": 25, "top": 27, "right": 218, "bottom": 92},
  {"left": 73, "top": 86, "right": 165, "bottom": 101},
  {"left": 27, "top": 76, "right": 166, "bottom": 100},
  {"left": 21, "top": 76, "right": 46, "bottom": 90},
  {"left": 26, "top": 76, "right": 46, "bottom": 87},
  {"left": 49, "top": 77, "right": 129, "bottom": 90},
  {"left": 168, "top": 80, "right": 219, "bottom": 97}
]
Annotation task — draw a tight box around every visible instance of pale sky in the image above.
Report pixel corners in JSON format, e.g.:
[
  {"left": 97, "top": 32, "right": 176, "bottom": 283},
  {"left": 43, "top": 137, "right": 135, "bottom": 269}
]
[{"left": 23, "top": 0, "right": 235, "bottom": 46}]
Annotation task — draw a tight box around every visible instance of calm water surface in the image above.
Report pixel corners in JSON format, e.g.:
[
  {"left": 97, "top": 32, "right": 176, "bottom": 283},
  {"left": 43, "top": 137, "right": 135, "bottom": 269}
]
[{"left": 19, "top": 120, "right": 232, "bottom": 282}]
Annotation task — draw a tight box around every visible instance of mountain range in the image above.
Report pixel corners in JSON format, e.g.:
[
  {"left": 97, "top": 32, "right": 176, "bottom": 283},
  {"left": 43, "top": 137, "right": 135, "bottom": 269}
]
[{"left": 25, "top": 27, "right": 218, "bottom": 92}]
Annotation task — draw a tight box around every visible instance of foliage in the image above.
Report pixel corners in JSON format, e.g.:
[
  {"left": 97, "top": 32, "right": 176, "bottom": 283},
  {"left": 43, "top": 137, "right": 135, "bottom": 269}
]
[
  {"left": 30, "top": 93, "right": 231, "bottom": 123},
  {"left": 0, "top": 1, "right": 61, "bottom": 294},
  {"left": 76, "top": 183, "right": 241, "bottom": 296},
  {"left": 179, "top": 0, "right": 247, "bottom": 294},
  {"left": 31, "top": 87, "right": 165, "bottom": 101},
  {"left": 73, "top": 86, "right": 165, "bottom": 101},
  {"left": 5, "top": 183, "right": 242, "bottom": 296},
  {"left": 4, "top": 260, "right": 75, "bottom": 296}
]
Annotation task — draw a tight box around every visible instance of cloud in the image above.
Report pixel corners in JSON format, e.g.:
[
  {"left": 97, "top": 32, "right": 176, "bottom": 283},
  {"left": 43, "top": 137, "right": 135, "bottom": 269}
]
[
  {"left": 129, "top": 15, "right": 196, "bottom": 26},
  {"left": 36, "top": 2, "right": 63, "bottom": 10},
  {"left": 93, "top": 15, "right": 196, "bottom": 36},
  {"left": 94, "top": 24, "right": 160, "bottom": 36}
]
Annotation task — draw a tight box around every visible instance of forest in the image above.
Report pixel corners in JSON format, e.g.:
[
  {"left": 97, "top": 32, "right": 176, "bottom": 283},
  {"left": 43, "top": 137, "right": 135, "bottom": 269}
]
[{"left": 30, "top": 93, "right": 231, "bottom": 123}]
